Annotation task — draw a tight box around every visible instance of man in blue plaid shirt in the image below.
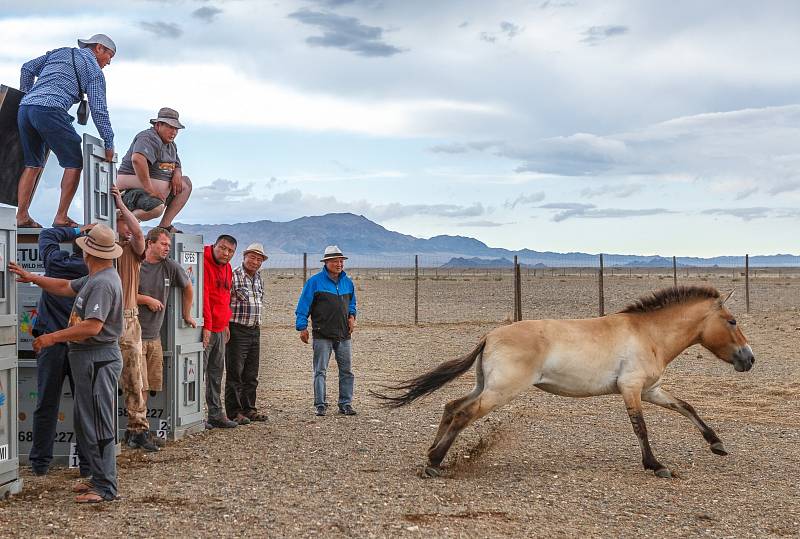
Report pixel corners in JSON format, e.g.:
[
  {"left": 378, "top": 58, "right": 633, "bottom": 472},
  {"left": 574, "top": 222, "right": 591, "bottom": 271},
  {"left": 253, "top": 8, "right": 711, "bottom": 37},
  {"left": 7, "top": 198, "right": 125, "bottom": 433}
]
[{"left": 16, "top": 33, "right": 116, "bottom": 229}]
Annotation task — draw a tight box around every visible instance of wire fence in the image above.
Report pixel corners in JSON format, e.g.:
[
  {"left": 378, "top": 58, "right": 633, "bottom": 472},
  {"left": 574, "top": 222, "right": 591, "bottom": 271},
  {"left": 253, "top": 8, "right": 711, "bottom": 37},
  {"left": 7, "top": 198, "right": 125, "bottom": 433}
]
[{"left": 259, "top": 253, "right": 800, "bottom": 327}]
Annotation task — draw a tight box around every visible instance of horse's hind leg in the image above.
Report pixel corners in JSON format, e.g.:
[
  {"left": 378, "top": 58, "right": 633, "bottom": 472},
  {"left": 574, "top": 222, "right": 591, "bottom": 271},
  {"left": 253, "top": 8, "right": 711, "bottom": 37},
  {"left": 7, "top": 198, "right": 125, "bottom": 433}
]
[
  {"left": 426, "top": 398, "right": 483, "bottom": 470},
  {"left": 425, "top": 387, "right": 518, "bottom": 473},
  {"left": 429, "top": 394, "right": 475, "bottom": 452},
  {"left": 643, "top": 387, "right": 727, "bottom": 456}
]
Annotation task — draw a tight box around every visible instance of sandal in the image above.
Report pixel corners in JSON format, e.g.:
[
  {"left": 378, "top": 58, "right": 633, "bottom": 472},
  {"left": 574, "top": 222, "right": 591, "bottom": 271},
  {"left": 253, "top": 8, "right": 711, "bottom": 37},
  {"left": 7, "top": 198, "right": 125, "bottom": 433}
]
[
  {"left": 52, "top": 217, "right": 80, "bottom": 228},
  {"left": 75, "top": 490, "right": 107, "bottom": 504},
  {"left": 71, "top": 481, "right": 93, "bottom": 493},
  {"left": 17, "top": 217, "right": 43, "bottom": 229},
  {"left": 245, "top": 411, "right": 269, "bottom": 422},
  {"left": 161, "top": 224, "right": 182, "bottom": 234}
]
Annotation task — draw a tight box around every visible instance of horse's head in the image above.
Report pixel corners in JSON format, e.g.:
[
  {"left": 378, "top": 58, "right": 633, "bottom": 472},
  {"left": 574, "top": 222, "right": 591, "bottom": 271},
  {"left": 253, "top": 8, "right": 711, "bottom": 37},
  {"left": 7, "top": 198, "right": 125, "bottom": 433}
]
[{"left": 699, "top": 290, "right": 755, "bottom": 372}]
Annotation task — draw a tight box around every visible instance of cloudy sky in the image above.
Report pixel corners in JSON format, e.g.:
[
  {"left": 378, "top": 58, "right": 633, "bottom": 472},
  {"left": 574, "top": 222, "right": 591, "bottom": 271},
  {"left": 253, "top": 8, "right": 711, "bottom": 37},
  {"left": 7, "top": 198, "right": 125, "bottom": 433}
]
[{"left": 1, "top": 0, "right": 798, "bottom": 256}]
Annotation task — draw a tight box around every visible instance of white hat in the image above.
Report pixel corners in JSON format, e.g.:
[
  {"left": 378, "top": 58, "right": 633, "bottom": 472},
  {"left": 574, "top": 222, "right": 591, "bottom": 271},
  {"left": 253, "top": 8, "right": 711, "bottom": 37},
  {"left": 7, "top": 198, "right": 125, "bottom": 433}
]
[
  {"left": 77, "top": 34, "right": 117, "bottom": 54},
  {"left": 243, "top": 242, "right": 268, "bottom": 259},
  {"left": 320, "top": 245, "right": 347, "bottom": 262}
]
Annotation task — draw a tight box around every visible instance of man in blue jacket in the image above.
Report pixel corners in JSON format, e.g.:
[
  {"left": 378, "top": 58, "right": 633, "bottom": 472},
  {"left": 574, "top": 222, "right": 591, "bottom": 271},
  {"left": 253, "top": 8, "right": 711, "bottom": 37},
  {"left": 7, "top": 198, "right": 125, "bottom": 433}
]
[
  {"left": 295, "top": 246, "right": 357, "bottom": 417},
  {"left": 29, "top": 225, "right": 91, "bottom": 476}
]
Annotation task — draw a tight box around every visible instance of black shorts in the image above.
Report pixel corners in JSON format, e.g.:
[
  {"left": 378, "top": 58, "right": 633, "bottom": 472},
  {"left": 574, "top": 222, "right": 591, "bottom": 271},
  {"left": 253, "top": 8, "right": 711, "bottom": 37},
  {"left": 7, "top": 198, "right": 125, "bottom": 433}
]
[{"left": 121, "top": 188, "right": 174, "bottom": 213}]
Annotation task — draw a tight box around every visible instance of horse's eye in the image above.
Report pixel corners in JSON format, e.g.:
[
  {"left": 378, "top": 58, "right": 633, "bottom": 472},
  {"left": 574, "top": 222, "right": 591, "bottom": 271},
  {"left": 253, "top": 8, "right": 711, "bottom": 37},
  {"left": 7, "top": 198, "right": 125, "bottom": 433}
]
[{"left": 728, "top": 319, "right": 737, "bottom": 326}]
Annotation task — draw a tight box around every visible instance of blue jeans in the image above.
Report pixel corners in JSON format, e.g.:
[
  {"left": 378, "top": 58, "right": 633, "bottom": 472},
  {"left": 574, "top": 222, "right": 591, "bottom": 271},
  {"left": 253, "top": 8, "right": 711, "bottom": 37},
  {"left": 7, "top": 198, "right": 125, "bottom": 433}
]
[
  {"left": 30, "top": 342, "right": 88, "bottom": 476},
  {"left": 17, "top": 105, "right": 83, "bottom": 168},
  {"left": 312, "top": 338, "right": 354, "bottom": 408}
]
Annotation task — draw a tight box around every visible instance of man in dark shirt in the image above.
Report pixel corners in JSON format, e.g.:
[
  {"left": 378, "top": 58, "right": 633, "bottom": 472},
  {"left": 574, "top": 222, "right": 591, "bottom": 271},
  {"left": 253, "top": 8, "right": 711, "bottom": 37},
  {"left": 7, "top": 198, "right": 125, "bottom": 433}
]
[
  {"left": 137, "top": 227, "right": 195, "bottom": 432},
  {"left": 116, "top": 107, "right": 192, "bottom": 233},
  {"left": 28, "top": 226, "right": 90, "bottom": 476}
]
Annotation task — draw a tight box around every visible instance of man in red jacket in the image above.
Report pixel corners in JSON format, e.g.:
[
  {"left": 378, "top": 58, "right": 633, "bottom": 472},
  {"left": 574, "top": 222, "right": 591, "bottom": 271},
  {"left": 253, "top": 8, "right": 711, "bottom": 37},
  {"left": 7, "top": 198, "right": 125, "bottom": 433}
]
[{"left": 203, "top": 234, "right": 238, "bottom": 428}]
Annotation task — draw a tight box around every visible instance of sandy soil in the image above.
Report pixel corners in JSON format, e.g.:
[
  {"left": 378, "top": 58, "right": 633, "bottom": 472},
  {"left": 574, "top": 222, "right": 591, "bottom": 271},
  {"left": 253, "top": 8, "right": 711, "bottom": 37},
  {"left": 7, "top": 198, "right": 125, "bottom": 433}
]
[{"left": 1, "top": 276, "right": 798, "bottom": 537}]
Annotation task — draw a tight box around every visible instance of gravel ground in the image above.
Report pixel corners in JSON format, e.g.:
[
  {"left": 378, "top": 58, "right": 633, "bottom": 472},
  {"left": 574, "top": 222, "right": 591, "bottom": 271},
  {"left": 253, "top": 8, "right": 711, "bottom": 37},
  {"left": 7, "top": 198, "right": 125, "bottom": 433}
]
[{"left": 1, "top": 284, "right": 798, "bottom": 537}]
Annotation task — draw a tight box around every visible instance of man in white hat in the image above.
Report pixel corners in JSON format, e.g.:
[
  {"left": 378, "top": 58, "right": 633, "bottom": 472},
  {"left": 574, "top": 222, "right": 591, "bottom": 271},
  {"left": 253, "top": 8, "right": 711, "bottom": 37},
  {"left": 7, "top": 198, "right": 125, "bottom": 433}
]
[
  {"left": 116, "top": 107, "right": 192, "bottom": 233},
  {"left": 295, "top": 245, "right": 358, "bottom": 416},
  {"left": 225, "top": 242, "right": 269, "bottom": 424},
  {"left": 16, "top": 34, "right": 117, "bottom": 229},
  {"left": 9, "top": 223, "right": 124, "bottom": 503}
]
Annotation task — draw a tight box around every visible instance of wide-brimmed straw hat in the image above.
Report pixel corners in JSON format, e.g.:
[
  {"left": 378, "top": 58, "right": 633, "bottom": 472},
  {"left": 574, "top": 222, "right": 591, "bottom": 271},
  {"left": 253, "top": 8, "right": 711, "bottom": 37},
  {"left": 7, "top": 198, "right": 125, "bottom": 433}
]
[
  {"left": 149, "top": 107, "right": 185, "bottom": 129},
  {"left": 76, "top": 224, "right": 123, "bottom": 259},
  {"left": 77, "top": 34, "right": 117, "bottom": 54},
  {"left": 243, "top": 242, "right": 268, "bottom": 259},
  {"left": 320, "top": 245, "right": 347, "bottom": 262}
]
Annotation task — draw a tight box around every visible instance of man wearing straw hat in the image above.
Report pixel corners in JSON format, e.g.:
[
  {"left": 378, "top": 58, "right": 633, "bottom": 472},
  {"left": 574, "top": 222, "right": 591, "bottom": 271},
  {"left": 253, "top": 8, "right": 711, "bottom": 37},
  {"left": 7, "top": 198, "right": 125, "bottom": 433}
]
[
  {"left": 15, "top": 33, "right": 117, "bottom": 229},
  {"left": 116, "top": 107, "right": 192, "bottom": 233},
  {"left": 295, "top": 245, "right": 358, "bottom": 417},
  {"left": 225, "top": 243, "right": 268, "bottom": 424},
  {"left": 9, "top": 224, "right": 123, "bottom": 503}
]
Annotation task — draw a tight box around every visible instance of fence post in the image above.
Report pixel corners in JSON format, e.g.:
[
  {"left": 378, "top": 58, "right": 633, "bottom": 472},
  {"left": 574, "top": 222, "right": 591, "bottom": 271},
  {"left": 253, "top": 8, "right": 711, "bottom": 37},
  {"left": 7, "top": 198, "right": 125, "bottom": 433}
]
[
  {"left": 303, "top": 253, "right": 307, "bottom": 283},
  {"left": 673, "top": 256, "right": 677, "bottom": 288},
  {"left": 513, "top": 256, "right": 518, "bottom": 321},
  {"left": 745, "top": 254, "right": 750, "bottom": 314},
  {"left": 598, "top": 254, "right": 605, "bottom": 316},
  {"left": 514, "top": 261, "right": 522, "bottom": 322},
  {"left": 414, "top": 255, "right": 419, "bottom": 325}
]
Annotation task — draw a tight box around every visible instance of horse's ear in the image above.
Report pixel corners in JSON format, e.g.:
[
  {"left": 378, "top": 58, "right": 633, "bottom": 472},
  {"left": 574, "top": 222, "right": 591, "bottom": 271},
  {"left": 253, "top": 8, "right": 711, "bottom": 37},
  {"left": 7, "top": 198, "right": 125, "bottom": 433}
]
[{"left": 720, "top": 289, "right": 735, "bottom": 305}]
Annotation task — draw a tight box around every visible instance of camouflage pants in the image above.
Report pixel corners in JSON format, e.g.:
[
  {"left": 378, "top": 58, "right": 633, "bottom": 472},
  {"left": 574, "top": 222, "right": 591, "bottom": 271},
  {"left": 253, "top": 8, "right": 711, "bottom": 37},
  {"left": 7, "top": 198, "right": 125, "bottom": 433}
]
[{"left": 119, "top": 315, "right": 148, "bottom": 432}]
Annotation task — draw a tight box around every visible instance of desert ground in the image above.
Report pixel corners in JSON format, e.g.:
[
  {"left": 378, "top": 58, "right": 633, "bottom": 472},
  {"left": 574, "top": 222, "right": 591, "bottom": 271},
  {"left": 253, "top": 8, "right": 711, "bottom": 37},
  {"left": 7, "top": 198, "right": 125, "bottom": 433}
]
[{"left": 1, "top": 271, "right": 798, "bottom": 537}]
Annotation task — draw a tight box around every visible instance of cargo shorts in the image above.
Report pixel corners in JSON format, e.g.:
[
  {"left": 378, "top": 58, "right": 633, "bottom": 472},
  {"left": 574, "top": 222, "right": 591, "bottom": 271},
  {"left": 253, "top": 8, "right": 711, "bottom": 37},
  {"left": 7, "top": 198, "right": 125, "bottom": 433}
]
[
  {"left": 141, "top": 338, "right": 164, "bottom": 392},
  {"left": 121, "top": 188, "right": 175, "bottom": 214}
]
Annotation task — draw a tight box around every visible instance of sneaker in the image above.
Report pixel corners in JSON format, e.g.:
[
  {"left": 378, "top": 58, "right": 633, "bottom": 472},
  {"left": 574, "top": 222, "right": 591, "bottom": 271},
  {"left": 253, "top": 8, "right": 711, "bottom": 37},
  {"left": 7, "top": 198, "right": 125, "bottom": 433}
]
[
  {"left": 338, "top": 404, "right": 357, "bottom": 416},
  {"left": 315, "top": 405, "right": 326, "bottom": 416},
  {"left": 232, "top": 414, "right": 251, "bottom": 425},
  {"left": 148, "top": 432, "right": 167, "bottom": 448},
  {"left": 207, "top": 416, "right": 238, "bottom": 429},
  {"left": 127, "top": 431, "right": 159, "bottom": 452}
]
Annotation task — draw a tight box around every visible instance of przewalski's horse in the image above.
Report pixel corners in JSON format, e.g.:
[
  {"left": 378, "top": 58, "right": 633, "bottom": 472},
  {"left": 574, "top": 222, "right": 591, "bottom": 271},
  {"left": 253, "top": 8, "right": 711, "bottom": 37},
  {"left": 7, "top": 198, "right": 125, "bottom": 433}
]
[{"left": 374, "top": 286, "right": 754, "bottom": 478}]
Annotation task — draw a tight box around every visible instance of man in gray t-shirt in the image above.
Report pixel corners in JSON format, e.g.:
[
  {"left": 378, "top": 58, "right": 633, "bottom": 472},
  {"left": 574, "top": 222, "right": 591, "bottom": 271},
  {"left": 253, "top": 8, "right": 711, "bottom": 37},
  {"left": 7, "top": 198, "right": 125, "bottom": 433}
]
[
  {"left": 68, "top": 268, "right": 124, "bottom": 347},
  {"left": 137, "top": 228, "right": 196, "bottom": 396},
  {"left": 116, "top": 107, "right": 192, "bottom": 233},
  {"left": 8, "top": 224, "right": 124, "bottom": 503}
]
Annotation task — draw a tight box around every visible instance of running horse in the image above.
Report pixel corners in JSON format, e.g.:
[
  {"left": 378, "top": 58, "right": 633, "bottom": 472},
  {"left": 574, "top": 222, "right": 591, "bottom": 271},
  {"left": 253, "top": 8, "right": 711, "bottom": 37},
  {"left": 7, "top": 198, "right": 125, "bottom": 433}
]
[{"left": 374, "top": 286, "right": 755, "bottom": 478}]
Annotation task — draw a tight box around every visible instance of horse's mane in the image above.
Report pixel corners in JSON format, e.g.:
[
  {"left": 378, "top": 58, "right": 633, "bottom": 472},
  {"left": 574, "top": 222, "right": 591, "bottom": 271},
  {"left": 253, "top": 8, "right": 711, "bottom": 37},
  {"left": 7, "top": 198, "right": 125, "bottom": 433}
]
[{"left": 620, "top": 286, "right": 720, "bottom": 314}]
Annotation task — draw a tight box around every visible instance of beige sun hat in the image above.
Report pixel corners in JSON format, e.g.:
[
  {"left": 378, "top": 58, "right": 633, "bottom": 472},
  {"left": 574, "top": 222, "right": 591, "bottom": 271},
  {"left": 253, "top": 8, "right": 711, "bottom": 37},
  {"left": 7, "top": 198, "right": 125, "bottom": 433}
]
[
  {"left": 243, "top": 242, "right": 268, "bottom": 259},
  {"left": 320, "top": 245, "right": 347, "bottom": 262},
  {"left": 76, "top": 224, "right": 123, "bottom": 259},
  {"left": 149, "top": 107, "right": 185, "bottom": 129}
]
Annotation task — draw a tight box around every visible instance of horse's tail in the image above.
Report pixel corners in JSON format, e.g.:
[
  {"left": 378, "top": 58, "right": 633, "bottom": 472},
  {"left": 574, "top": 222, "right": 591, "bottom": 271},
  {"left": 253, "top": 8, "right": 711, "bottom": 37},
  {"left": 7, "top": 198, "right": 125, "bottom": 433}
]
[{"left": 371, "top": 337, "right": 487, "bottom": 407}]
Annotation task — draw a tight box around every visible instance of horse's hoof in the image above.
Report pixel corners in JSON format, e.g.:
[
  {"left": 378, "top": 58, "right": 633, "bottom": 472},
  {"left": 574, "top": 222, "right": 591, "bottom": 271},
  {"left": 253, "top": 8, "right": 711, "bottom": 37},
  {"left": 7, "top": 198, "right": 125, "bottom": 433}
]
[
  {"left": 420, "top": 465, "right": 441, "bottom": 478},
  {"left": 654, "top": 468, "right": 672, "bottom": 479},
  {"left": 710, "top": 442, "right": 728, "bottom": 456}
]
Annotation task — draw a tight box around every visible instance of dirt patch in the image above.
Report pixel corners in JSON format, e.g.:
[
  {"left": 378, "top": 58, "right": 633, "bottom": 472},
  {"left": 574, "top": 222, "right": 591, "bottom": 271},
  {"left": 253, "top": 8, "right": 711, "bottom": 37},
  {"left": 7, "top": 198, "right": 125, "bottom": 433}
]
[{"left": 1, "top": 278, "right": 799, "bottom": 537}]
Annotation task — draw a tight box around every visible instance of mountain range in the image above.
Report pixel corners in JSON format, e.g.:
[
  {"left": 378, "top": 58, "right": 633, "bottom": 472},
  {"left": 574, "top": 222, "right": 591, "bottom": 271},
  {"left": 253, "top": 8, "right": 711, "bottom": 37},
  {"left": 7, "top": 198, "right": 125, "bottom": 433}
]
[{"left": 173, "top": 213, "right": 800, "bottom": 268}]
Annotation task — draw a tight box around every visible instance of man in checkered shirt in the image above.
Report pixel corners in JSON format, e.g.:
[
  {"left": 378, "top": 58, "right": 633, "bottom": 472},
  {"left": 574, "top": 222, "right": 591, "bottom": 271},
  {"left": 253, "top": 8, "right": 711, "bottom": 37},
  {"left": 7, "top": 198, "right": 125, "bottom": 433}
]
[
  {"left": 16, "top": 34, "right": 116, "bottom": 229},
  {"left": 225, "top": 243, "right": 269, "bottom": 424}
]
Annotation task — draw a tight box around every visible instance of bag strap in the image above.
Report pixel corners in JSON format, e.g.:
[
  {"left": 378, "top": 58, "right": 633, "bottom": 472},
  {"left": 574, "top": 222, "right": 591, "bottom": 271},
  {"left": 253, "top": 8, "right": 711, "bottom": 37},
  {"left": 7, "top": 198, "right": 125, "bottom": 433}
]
[{"left": 70, "top": 48, "right": 85, "bottom": 100}]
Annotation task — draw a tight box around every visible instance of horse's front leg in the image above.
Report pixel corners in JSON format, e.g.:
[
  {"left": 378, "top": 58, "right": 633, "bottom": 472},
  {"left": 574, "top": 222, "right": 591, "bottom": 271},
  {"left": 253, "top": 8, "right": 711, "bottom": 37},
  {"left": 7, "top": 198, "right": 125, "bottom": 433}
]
[
  {"left": 620, "top": 388, "right": 672, "bottom": 478},
  {"left": 642, "top": 387, "right": 727, "bottom": 456}
]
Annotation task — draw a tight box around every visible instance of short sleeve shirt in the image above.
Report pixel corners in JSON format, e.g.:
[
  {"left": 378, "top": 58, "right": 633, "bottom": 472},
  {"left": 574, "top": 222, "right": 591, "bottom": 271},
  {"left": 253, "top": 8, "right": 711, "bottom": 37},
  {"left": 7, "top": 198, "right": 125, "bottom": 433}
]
[
  {"left": 138, "top": 258, "right": 191, "bottom": 340},
  {"left": 118, "top": 127, "right": 181, "bottom": 182},
  {"left": 68, "top": 267, "right": 123, "bottom": 349}
]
